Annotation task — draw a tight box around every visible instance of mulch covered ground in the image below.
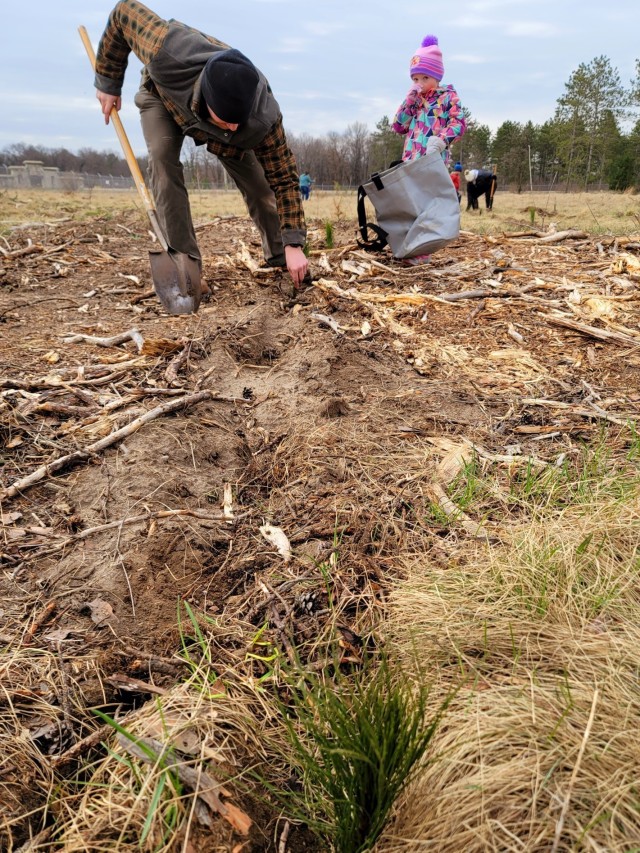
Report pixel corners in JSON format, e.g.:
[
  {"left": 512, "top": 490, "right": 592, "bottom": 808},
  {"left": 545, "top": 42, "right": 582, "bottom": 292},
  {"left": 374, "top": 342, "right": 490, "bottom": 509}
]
[{"left": 1, "top": 210, "right": 639, "bottom": 850}]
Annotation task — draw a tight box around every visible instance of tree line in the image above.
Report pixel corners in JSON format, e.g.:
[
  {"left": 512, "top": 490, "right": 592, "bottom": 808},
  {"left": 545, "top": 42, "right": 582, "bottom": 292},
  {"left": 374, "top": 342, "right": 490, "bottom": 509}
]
[{"left": 2, "top": 55, "right": 640, "bottom": 192}]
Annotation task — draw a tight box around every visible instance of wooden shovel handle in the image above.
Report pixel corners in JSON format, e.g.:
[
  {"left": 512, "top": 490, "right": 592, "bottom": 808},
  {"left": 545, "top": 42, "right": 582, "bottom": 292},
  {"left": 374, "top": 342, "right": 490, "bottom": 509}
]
[{"left": 78, "top": 26, "right": 167, "bottom": 248}]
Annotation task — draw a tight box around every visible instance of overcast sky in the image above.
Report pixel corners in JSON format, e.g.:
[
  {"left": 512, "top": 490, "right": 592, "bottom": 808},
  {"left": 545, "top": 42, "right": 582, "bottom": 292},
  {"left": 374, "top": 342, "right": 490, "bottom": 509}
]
[{"left": 1, "top": 0, "right": 638, "bottom": 157}]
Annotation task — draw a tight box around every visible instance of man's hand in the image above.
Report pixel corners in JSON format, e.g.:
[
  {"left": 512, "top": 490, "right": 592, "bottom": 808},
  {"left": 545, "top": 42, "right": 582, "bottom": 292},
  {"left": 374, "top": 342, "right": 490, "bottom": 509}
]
[
  {"left": 96, "top": 90, "right": 121, "bottom": 125},
  {"left": 426, "top": 135, "right": 446, "bottom": 155},
  {"left": 285, "top": 245, "right": 308, "bottom": 288}
]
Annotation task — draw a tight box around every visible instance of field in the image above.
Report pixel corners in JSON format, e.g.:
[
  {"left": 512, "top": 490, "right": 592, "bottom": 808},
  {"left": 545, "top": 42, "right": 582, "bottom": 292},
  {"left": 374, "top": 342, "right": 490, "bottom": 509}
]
[
  {"left": 1, "top": 187, "right": 640, "bottom": 852},
  {"left": 3, "top": 185, "right": 640, "bottom": 235}
]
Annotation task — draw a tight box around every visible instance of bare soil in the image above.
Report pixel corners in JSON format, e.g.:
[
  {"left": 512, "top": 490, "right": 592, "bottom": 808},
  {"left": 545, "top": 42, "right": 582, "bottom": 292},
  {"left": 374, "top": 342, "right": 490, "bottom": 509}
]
[{"left": 1, "top": 208, "right": 640, "bottom": 851}]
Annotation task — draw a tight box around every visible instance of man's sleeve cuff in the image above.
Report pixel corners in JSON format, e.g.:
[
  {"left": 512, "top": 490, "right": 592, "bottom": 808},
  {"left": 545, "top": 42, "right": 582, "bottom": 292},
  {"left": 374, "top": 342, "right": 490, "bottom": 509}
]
[{"left": 94, "top": 73, "right": 123, "bottom": 96}]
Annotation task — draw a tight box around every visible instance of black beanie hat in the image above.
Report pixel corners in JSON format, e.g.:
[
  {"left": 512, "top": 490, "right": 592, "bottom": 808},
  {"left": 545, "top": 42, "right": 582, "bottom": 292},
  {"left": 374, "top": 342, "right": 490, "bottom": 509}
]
[{"left": 201, "top": 49, "right": 260, "bottom": 124}]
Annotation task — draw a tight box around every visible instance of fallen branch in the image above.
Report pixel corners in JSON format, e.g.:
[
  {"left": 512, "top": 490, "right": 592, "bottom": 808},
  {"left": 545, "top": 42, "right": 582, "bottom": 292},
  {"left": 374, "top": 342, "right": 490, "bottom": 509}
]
[
  {"left": 537, "top": 229, "right": 588, "bottom": 244},
  {"left": 62, "top": 328, "right": 145, "bottom": 354},
  {"left": 1, "top": 390, "right": 213, "bottom": 502},
  {"left": 0, "top": 296, "right": 83, "bottom": 322},
  {"left": 502, "top": 230, "right": 543, "bottom": 239},
  {"left": 521, "top": 397, "right": 633, "bottom": 427},
  {"left": 349, "top": 250, "right": 396, "bottom": 273},
  {"left": 105, "top": 673, "right": 168, "bottom": 696},
  {"left": 15, "top": 827, "right": 54, "bottom": 853},
  {"left": 51, "top": 724, "right": 113, "bottom": 769},
  {"left": 439, "top": 288, "right": 493, "bottom": 302},
  {"left": 427, "top": 482, "right": 500, "bottom": 542},
  {"left": 3, "top": 240, "right": 41, "bottom": 259},
  {"left": 165, "top": 341, "right": 191, "bottom": 385},
  {"left": 130, "top": 287, "right": 157, "bottom": 304},
  {"left": 440, "top": 281, "right": 560, "bottom": 303},
  {"left": 278, "top": 821, "right": 291, "bottom": 853},
  {"left": 541, "top": 313, "right": 640, "bottom": 347},
  {"left": 23, "top": 600, "right": 58, "bottom": 645}
]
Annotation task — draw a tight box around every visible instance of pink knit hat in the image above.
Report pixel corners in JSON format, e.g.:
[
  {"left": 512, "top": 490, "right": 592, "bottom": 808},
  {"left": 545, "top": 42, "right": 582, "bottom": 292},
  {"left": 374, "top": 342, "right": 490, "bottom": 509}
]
[{"left": 410, "top": 35, "right": 444, "bottom": 81}]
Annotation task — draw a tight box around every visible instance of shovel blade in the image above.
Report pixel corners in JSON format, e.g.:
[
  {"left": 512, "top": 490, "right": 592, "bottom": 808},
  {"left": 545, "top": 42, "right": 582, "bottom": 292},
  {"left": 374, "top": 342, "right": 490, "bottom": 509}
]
[{"left": 149, "top": 249, "right": 202, "bottom": 315}]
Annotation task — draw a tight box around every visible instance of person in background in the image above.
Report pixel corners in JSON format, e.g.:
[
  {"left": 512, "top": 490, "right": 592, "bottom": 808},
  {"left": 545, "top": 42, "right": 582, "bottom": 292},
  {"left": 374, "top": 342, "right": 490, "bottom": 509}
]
[
  {"left": 450, "top": 161, "right": 462, "bottom": 204},
  {"left": 392, "top": 35, "right": 466, "bottom": 265},
  {"left": 92, "top": 0, "right": 308, "bottom": 290},
  {"left": 299, "top": 172, "right": 312, "bottom": 201},
  {"left": 465, "top": 168, "right": 497, "bottom": 211}
]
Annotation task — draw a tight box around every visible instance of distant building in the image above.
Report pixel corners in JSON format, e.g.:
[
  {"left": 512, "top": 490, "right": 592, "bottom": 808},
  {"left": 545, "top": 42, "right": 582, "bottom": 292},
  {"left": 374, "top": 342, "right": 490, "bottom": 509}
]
[
  {"left": 0, "top": 160, "right": 64, "bottom": 189},
  {"left": 0, "top": 160, "right": 131, "bottom": 190}
]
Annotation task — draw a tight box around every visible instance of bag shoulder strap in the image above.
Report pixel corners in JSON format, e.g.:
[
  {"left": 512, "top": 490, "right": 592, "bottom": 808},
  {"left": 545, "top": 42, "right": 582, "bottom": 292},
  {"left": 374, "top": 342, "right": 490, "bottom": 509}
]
[{"left": 356, "top": 183, "right": 388, "bottom": 253}]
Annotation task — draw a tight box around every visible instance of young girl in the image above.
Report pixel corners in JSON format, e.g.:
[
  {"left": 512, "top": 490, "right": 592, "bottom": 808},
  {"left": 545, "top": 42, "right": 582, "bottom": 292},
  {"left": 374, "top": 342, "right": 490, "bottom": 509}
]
[{"left": 392, "top": 35, "right": 466, "bottom": 264}]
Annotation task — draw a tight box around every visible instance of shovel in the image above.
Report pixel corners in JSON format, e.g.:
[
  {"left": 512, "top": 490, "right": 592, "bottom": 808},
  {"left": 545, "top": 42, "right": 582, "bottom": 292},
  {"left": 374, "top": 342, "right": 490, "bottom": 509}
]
[{"left": 78, "top": 26, "right": 201, "bottom": 315}]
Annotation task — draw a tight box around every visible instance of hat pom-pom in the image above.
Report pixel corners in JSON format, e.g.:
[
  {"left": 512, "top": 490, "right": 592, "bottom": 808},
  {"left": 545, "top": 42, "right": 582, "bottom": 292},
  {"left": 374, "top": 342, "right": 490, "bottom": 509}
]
[{"left": 421, "top": 35, "right": 439, "bottom": 47}]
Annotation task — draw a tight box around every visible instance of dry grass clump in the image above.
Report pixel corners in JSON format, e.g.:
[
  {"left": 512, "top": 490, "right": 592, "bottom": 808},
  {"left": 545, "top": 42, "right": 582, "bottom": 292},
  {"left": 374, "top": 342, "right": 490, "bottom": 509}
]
[
  {"left": 30, "top": 635, "right": 283, "bottom": 852},
  {"left": 0, "top": 643, "right": 101, "bottom": 851},
  {"left": 380, "top": 476, "right": 640, "bottom": 851}
]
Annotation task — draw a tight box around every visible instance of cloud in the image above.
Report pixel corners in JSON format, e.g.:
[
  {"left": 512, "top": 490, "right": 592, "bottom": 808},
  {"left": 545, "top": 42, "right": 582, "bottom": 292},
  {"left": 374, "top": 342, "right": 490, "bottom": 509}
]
[
  {"left": 455, "top": 10, "right": 558, "bottom": 37},
  {"left": 303, "top": 21, "right": 346, "bottom": 37},
  {"left": 505, "top": 21, "right": 559, "bottom": 37},
  {"left": 273, "top": 37, "right": 308, "bottom": 54},
  {"left": 455, "top": 16, "right": 492, "bottom": 28},
  {"left": 466, "top": 0, "right": 529, "bottom": 10},
  {"left": 451, "top": 54, "right": 488, "bottom": 65}
]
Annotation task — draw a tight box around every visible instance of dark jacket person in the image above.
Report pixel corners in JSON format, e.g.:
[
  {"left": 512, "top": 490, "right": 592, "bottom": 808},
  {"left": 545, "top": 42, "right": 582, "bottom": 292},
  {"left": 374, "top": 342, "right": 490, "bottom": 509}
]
[
  {"left": 94, "top": 0, "right": 308, "bottom": 286},
  {"left": 464, "top": 168, "right": 497, "bottom": 211}
]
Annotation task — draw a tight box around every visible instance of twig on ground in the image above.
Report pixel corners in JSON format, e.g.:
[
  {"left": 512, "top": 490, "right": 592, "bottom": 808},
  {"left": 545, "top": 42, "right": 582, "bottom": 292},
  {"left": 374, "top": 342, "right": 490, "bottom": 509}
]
[
  {"left": 278, "top": 820, "right": 291, "bottom": 853},
  {"left": 23, "top": 600, "right": 58, "bottom": 645},
  {"left": 538, "top": 229, "right": 589, "bottom": 244},
  {"left": 51, "top": 724, "right": 113, "bottom": 769},
  {"left": 522, "top": 397, "right": 634, "bottom": 427},
  {"left": 165, "top": 340, "right": 191, "bottom": 385},
  {"left": 0, "top": 390, "right": 215, "bottom": 502},
  {"left": 541, "top": 313, "right": 640, "bottom": 347},
  {"left": 62, "top": 328, "right": 145, "bottom": 353}
]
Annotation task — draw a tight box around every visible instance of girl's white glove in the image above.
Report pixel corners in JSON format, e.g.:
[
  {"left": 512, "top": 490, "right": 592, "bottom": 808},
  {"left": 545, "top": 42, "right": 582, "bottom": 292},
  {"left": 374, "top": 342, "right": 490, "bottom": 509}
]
[{"left": 426, "top": 136, "right": 446, "bottom": 154}]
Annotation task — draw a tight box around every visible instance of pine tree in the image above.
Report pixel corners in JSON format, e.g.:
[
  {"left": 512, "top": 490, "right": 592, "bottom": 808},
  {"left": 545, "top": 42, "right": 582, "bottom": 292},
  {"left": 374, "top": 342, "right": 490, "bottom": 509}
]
[{"left": 555, "top": 56, "right": 627, "bottom": 190}]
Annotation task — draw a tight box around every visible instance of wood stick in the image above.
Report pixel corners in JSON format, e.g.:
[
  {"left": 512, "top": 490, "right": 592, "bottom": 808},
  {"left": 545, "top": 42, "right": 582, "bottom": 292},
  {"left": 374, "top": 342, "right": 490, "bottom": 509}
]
[
  {"left": 63, "top": 328, "right": 145, "bottom": 353},
  {"left": 278, "top": 821, "right": 291, "bottom": 853},
  {"left": 537, "top": 229, "right": 588, "bottom": 243},
  {"left": 502, "top": 230, "right": 543, "bottom": 238},
  {"left": 74, "top": 508, "right": 227, "bottom": 540},
  {"left": 23, "top": 600, "right": 57, "bottom": 644},
  {"left": 165, "top": 342, "right": 191, "bottom": 385},
  {"left": 427, "top": 482, "right": 499, "bottom": 542},
  {"left": 51, "top": 724, "right": 113, "bottom": 768},
  {"left": 521, "top": 397, "right": 632, "bottom": 427},
  {"left": 542, "top": 314, "right": 640, "bottom": 347},
  {"left": 4, "top": 242, "right": 42, "bottom": 260},
  {"left": 0, "top": 390, "right": 213, "bottom": 502}
]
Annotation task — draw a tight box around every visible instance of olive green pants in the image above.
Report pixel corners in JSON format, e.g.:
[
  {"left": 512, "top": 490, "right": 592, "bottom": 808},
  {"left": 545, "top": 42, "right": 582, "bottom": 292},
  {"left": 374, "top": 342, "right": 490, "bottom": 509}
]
[{"left": 134, "top": 86, "right": 285, "bottom": 265}]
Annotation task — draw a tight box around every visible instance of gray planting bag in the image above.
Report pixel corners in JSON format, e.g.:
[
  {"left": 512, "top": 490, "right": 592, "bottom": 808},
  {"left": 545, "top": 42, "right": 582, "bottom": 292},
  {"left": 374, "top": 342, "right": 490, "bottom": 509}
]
[{"left": 357, "top": 150, "right": 460, "bottom": 259}]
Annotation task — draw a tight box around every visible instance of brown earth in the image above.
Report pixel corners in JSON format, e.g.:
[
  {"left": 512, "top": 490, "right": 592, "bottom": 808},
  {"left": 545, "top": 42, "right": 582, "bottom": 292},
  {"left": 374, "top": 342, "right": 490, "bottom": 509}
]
[{"left": 1, "top": 209, "right": 640, "bottom": 851}]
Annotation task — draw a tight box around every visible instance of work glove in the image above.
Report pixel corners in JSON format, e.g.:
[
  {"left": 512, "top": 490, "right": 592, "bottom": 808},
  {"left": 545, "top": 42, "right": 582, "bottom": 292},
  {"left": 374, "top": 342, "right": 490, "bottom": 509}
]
[{"left": 426, "top": 136, "right": 446, "bottom": 155}]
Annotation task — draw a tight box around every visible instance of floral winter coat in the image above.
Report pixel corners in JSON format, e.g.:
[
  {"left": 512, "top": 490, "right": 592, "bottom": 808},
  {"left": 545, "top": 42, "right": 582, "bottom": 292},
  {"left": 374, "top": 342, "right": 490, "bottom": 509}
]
[{"left": 392, "top": 84, "right": 466, "bottom": 162}]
